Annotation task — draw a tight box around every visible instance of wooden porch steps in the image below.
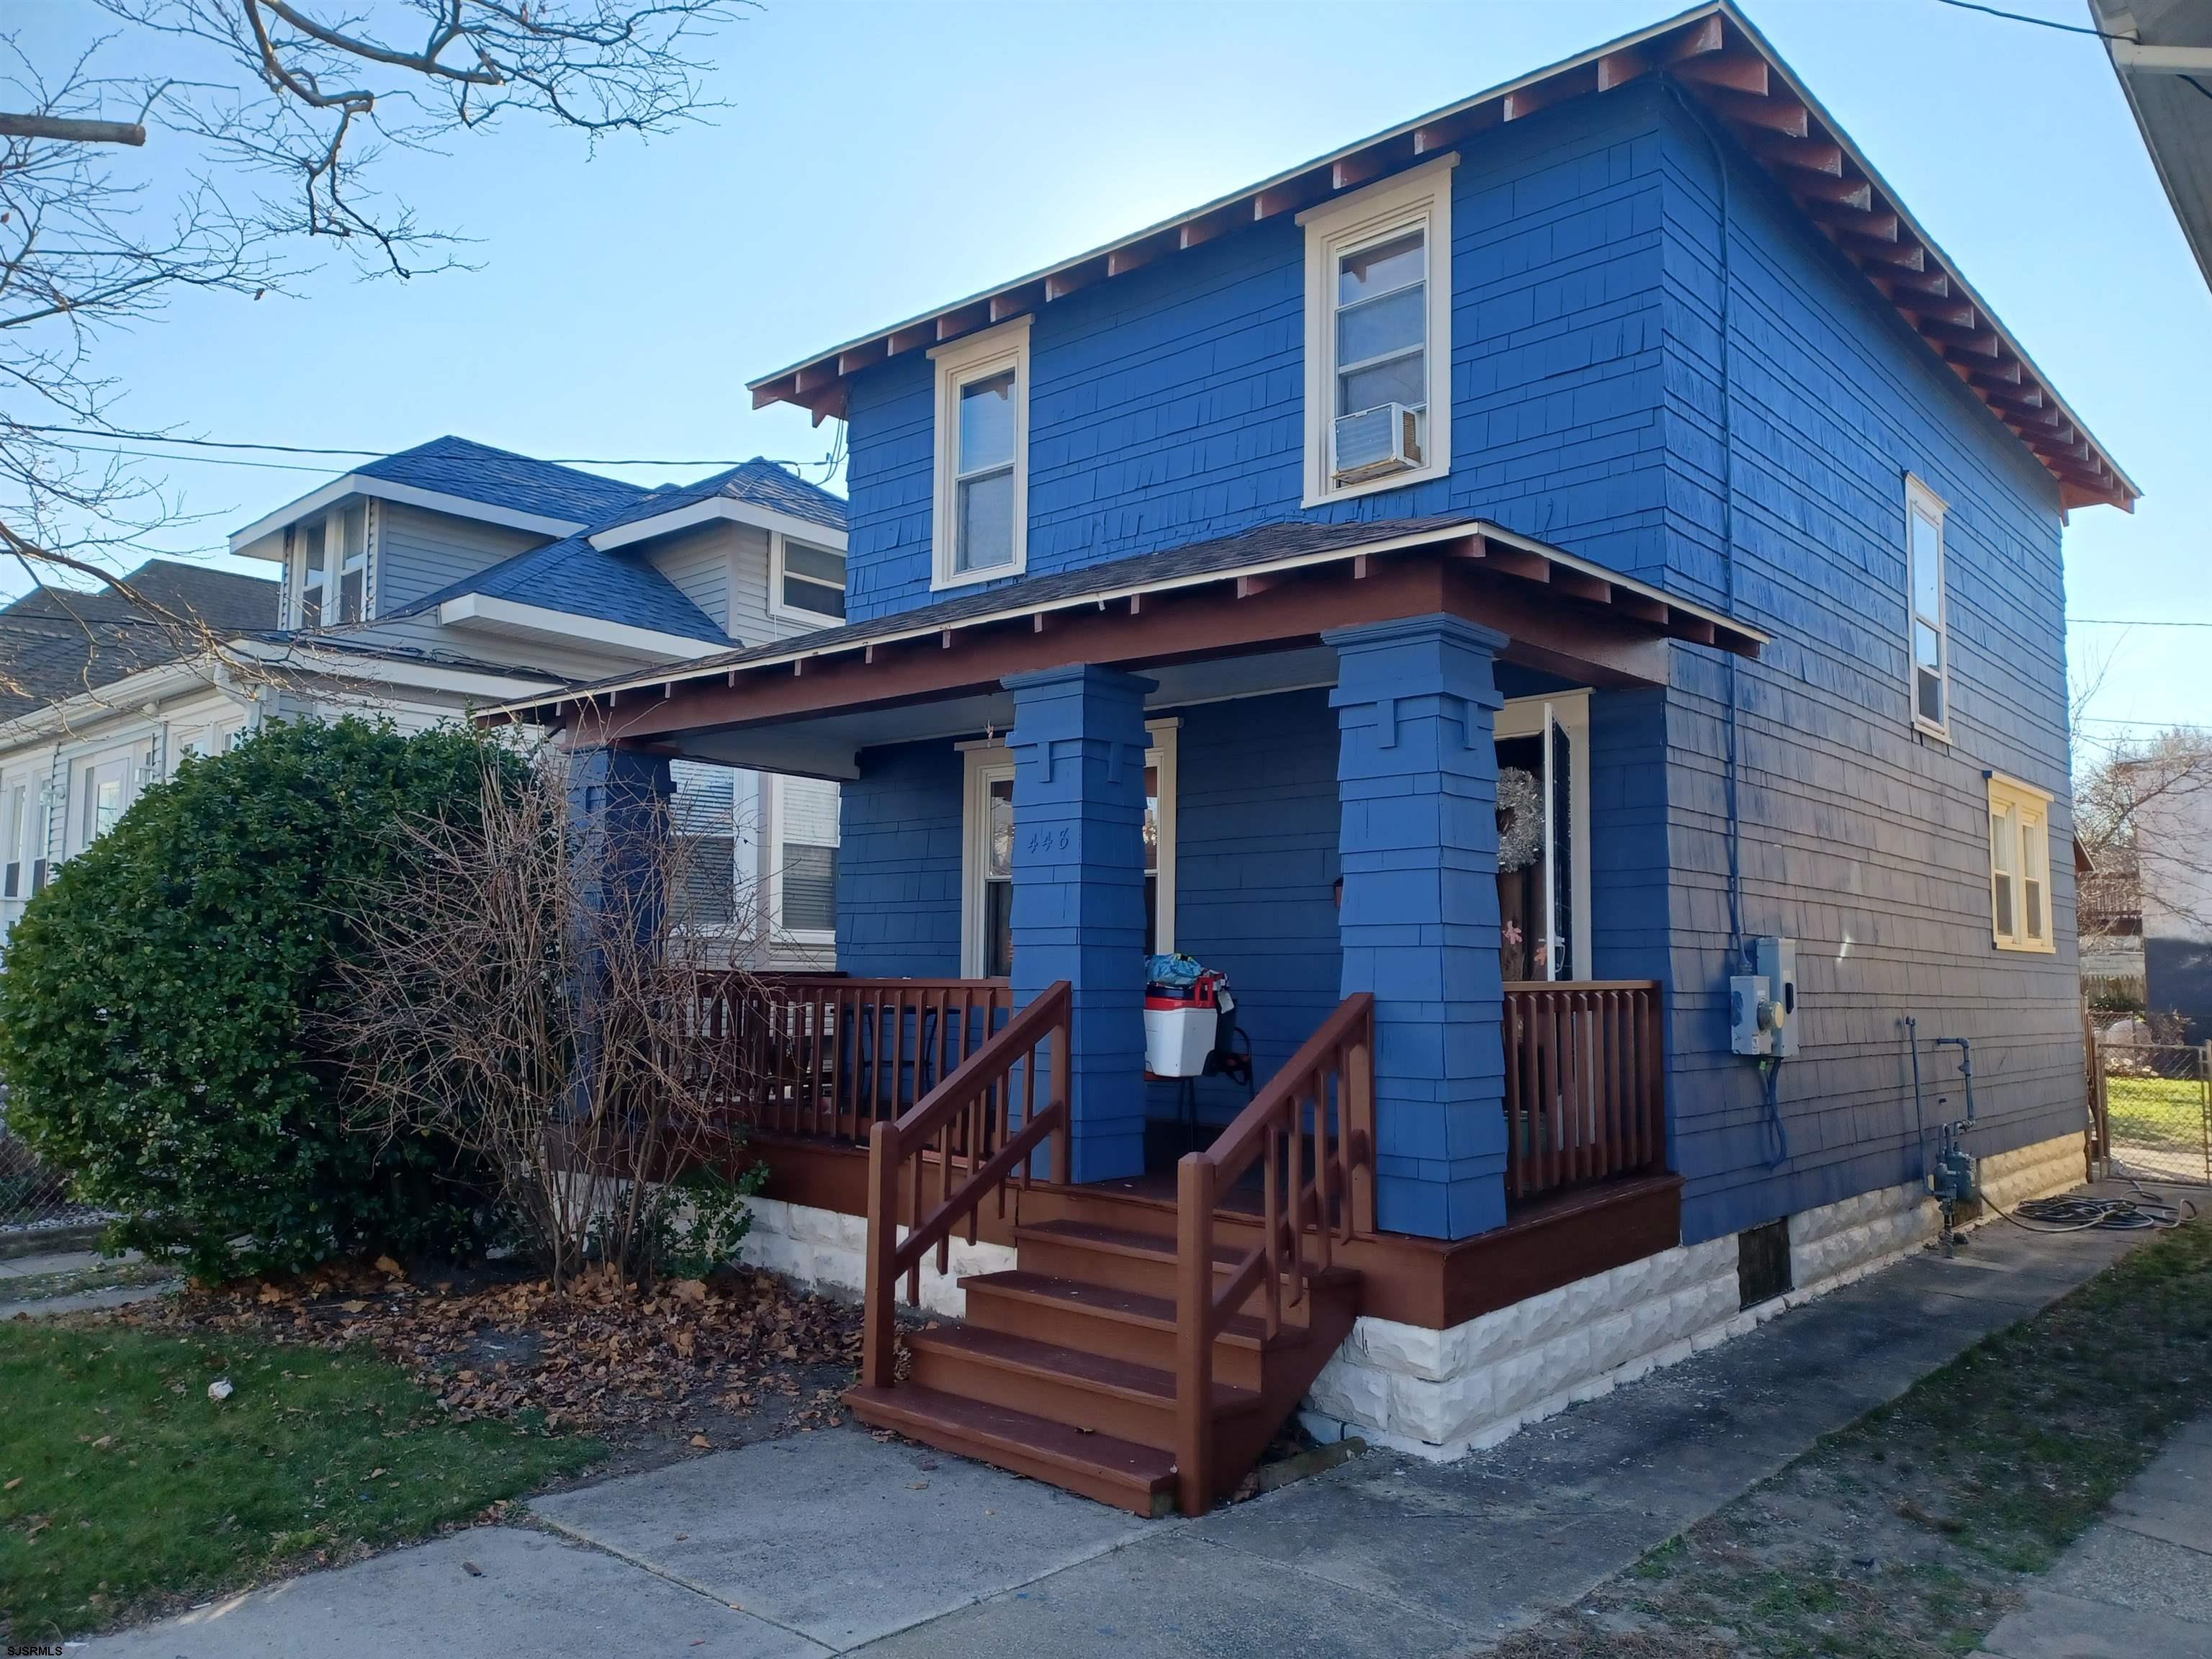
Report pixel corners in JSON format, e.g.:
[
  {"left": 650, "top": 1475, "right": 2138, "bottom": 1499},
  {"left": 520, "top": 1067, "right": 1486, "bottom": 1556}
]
[
  {"left": 844, "top": 1214, "right": 1362, "bottom": 1516},
  {"left": 842, "top": 1382, "right": 1177, "bottom": 1516}
]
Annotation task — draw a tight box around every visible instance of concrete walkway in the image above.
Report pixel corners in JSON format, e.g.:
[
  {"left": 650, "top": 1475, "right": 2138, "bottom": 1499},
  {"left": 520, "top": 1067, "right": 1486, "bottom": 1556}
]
[
  {"left": 1976, "top": 1414, "right": 2212, "bottom": 1659},
  {"left": 0, "top": 1246, "right": 173, "bottom": 1318},
  {"left": 76, "top": 1201, "right": 2170, "bottom": 1659}
]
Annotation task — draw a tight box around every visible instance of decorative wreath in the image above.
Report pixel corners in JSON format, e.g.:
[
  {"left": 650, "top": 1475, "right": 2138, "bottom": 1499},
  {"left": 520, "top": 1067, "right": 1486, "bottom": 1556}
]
[{"left": 1497, "top": 766, "right": 1545, "bottom": 872}]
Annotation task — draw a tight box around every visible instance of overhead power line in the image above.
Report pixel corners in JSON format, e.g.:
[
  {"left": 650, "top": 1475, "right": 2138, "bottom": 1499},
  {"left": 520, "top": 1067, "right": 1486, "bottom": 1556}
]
[
  {"left": 2070, "top": 617, "right": 2212, "bottom": 629},
  {"left": 9, "top": 422, "right": 843, "bottom": 476},
  {"left": 1930, "top": 0, "right": 2129, "bottom": 41}
]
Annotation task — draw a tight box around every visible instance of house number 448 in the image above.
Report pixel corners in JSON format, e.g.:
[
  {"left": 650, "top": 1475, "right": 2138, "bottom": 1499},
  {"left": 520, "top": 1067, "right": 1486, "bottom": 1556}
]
[{"left": 1025, "top": 827, "right": 1072, "bottom": 855}]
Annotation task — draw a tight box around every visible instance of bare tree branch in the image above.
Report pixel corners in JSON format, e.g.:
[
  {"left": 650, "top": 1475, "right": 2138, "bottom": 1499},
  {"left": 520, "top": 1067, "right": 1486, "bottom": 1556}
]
[{"left": 1, "top": 1, "right": 741, "bottom": 698}]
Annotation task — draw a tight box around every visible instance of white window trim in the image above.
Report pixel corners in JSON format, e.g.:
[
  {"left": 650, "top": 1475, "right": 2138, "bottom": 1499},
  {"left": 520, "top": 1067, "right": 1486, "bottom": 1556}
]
[
  {"left": 1146, "top": 718, "right": 1179, "bottom": 957},
  {"left": 287, "top": 498, "right": 374, "bottom": 630},
  {"left": 0, "top": 766, "right": 39, "bottom": 909},
  {"left": 1987, "top": 772, "right": 2055, "bottom": 955},
  {"left": 1905, "top": 473, "right": 1949, "bottom": 742},
  {"left": 1299, "top": 153, "right": 1457, "bottom": 509},
  {"left": 766, "top": 775, "right": 839, "bottom": 949},
  {"left": 1493, "top": 689, "right": 1592, "bottom": 982},
  {"left": 960, "top": 743, "right": 1016, "bottom": 979},
  {"left": 767, "top": 530, "right": 850, "bottom": 627},
  {"left": 66, "top": 741, "right": 148, "bottom": 857},
  {"left": 931, "top": 316, "right": 1032, "bottom": 592},
  {"left": 959, "top": 720, "right": 1179, "bottom": 976}
]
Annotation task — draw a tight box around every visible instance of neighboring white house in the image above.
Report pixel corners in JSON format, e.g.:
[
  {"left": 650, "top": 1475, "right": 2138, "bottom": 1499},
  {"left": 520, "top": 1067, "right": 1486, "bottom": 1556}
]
[{"left": 0, "top": 436, "right": 849, "bottom": 965}]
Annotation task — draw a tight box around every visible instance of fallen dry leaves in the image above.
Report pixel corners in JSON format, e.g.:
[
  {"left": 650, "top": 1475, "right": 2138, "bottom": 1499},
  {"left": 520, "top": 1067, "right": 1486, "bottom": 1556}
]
[{"left": 117, "top": 1260, "right": 867, "bottom": 1444}]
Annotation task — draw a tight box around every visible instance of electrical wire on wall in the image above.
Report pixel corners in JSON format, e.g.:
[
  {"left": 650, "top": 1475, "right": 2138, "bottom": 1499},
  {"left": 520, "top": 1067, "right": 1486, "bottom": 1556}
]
[
  {"left": 1668, "top": 78, "right": 1781, "bottom": 1166},
  {"left": 1665, "top": 81, "right": 1748, "bottom": 974}
]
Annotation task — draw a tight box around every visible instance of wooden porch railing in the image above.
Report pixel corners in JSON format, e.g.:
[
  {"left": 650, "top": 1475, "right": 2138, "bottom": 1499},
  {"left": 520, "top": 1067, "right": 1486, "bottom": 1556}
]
[
  {"left": 859, "top": 981, "right": 1072, "bottom": 1389},
  {"left": 1174, "top": 991, "right": 1375, "bottom": 1517},
  {"left": 1501, "top": 979, "right": 1665, "bottom": 1202},
  {"left": 689, "top": 974, "right": 1012, "bottom": 1141}
]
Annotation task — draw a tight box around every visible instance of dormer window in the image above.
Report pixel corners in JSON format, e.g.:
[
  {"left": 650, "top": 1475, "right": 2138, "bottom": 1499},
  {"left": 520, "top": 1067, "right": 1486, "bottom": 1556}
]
[
  {"left": 931, "top": 317, "right": 1030, "bottom": 589},
  {"left": 1300, "top": 156, "right": 1456, "bottom": 505},
  {"left": 288, "top": 500, "right": 370, "bottom": 629},
  {"left": 771, "top": 534, "right": 848, "bottom": 623}
]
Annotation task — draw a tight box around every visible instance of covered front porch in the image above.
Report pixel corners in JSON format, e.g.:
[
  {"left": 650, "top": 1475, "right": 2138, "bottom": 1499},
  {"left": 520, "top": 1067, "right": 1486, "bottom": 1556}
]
[{"left": 505, "top": 515, "right": 1761, "bottom": 1511}]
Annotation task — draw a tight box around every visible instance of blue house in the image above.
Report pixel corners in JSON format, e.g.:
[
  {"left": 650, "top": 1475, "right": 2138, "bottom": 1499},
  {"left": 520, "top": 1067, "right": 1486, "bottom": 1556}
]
[{"left": 498, "top": 2, "right": 2134, "bottom": 1513}]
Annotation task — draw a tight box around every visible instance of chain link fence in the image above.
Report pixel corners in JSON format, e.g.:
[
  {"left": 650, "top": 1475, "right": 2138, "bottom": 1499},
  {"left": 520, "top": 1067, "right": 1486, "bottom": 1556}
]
[
  {"left": 2092, "top": 1032, "right": 2211, "bottom": 1186},
  {"left": 0, "top": 1085, "right": 104, "bottom": 1248}
]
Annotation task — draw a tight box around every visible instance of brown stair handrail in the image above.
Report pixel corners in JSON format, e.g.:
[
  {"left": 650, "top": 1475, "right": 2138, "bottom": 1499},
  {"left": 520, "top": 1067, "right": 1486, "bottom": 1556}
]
[
  {"left": 1173, "top": 991, "right": 1375, "bottom": 1515},
  {"left": 860, "top": 980, "right": 1073, "bottom": 1389}
]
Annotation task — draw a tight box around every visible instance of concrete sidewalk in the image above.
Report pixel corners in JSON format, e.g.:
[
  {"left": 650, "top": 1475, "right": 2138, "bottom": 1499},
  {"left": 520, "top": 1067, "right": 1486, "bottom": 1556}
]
[
  {"left": 1975, "top": 1414, "right": 2212, "bottom": 1659},
  {"left": 78, "top": 1201, "right": 2165, "bottom": 1659}
]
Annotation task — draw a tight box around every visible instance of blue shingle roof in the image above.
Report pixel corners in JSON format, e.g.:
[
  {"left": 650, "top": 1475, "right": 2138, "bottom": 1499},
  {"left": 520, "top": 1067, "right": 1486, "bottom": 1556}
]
[
  {"left": 590, "top": 457, "right": 845, "bottom": 537},
  {"left": 398, "top": 533, "right": 729, "bottom": 646},
  {"left": 356, "top": 436, "right": 647, "bottom": 525}
]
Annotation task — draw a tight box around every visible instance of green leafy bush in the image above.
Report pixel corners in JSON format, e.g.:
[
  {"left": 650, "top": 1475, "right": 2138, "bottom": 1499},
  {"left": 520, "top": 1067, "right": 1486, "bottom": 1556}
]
[{"left": 0, "top": 718, "right": 510, "bottom": 1278}]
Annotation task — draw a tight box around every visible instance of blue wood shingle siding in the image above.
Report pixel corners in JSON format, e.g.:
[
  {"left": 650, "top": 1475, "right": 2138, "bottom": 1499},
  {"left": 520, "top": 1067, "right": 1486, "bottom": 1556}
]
[
  {"left": 1653, "top": 105, "right": 2079, "bottom": 1244},
  {"left": 842, "top": 85, "right": 1679, "bottom": 621},
  {"left": 831, "top": 79, "right": 2085, "bottom": 1245},
  {"left": 837, "top": 740, "right": 964, "bottom": 979}
]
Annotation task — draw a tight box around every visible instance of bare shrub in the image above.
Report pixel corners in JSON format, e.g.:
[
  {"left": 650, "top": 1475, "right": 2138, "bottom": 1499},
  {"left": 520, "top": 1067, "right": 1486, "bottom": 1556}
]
[{"left": 336, "top": 745, "right": 765, "bottom": 1287}]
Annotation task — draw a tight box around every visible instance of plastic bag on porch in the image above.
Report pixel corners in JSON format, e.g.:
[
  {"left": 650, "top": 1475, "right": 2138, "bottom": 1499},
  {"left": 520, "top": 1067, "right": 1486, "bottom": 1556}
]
[{"left": 1143, "top": 952, "right": 1205, "bottom": 989}]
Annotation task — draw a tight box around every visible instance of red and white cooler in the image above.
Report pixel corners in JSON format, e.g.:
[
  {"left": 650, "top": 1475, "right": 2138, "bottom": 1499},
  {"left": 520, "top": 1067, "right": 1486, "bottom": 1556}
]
[{"left": 1143, "top": 972, "right": 1222, "bottom": 1078}]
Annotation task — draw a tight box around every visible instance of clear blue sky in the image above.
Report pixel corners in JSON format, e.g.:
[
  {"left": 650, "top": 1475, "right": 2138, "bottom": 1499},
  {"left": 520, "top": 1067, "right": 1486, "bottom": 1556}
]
[{"left": 9, "top": 0, "right": 2206, "bottom": 746}]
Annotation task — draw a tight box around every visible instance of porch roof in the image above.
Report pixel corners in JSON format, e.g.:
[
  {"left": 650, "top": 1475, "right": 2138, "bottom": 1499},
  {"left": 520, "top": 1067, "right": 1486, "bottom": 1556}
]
[{"left": 484, "top": 515, "right": 1763, "bottom": 747}]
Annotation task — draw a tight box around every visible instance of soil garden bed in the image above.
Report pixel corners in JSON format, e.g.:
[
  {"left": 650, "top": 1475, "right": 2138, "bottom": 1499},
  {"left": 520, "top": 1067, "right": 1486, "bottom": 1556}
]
[{"left": 113, "top": 1256, "right": 874, "bottom": 1478}]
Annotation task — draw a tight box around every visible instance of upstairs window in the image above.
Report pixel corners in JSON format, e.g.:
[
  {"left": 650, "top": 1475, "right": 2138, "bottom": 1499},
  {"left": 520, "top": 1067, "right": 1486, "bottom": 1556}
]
[
  {"left": 289, "top": 500, "right": 371, "bottom": 629},
  {"left": 1301, "top": 155, "right": 1455, "bottom": 505},
  {"left": 1987, "top": 774, "right": 2053, "bottom": 953},
  {"left": 1906, "top": 476, "right": 1948, "bottom": 737},
  {"left": 772, "top": 534, "right": 848, "bottom": 623},
  {"left": 932, "top": 318, "right": 1030, "bottom": 588}
]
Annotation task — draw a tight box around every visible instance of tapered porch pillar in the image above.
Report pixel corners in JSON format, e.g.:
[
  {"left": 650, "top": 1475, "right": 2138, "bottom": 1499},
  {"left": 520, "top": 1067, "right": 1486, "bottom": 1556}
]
[
  {"left": 563, "top": 743, "right": 675, "bottom": 1118},
  {"left": 1004, "top": 665, "right": 1154, "bottom": 1183},
  {"left": 1327, "top": 616, "right": 1509, "bottom": 1239}
]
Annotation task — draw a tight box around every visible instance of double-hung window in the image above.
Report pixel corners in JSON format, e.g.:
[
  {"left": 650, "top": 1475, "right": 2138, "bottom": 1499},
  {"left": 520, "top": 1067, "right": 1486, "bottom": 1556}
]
[
  {"left": 931, "top": 318, "right": 1030, "bottom": 588},
  {"left": 1300, "top": 155, "right": 1455, "bottom": 505},
  {"left": 288, "top": 500, "right": 371, "bottom": 629},
  {"left": 771, "top": 534, "right": 848, "bottom": 623},
  {"left": 1987, "top": 774, "right": 2053, "bottom": 953},
  {"left": 1905, "top": 476, "right": 1948, "bottom": 737},
  {"left": 69, "top": 746, "right": 141, "bottom": 856},
  {"left": 1, "top": 772, "right": 39, "bottom": 903},
  {"left": 771, "top": 775, "right": 840, "bottom": 941}
]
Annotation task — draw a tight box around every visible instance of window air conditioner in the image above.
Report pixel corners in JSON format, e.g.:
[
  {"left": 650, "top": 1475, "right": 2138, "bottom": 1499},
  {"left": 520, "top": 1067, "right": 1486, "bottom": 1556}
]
[{"left": 1332, "top": 403, "right": 1424, "bottom": 484}]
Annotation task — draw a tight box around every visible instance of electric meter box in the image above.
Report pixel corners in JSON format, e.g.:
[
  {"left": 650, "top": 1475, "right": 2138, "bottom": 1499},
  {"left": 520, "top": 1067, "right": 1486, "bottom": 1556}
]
[
  {"left": 1730, "top": 974, "right": 1773, "bottom": 1057},
  {"left": 1754, "top": 935, "right": 1799, "bottom": 1058}
]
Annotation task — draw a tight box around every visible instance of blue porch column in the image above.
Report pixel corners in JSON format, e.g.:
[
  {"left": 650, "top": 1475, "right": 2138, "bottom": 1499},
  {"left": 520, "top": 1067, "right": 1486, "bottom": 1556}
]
[
  {"left": 564, "top": 744, "right": 675, "bottom": 1116},
  {"left": 1004, "top": 665, "right": 1154, "bottom": 1183},
  {"left": 1326, "top": 616, "right": 1509, "bottom": 1239}
]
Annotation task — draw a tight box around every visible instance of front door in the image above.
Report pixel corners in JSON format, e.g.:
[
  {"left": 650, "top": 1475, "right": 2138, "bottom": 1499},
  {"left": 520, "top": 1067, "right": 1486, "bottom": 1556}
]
[{"left": 1493, "top": 691, "right": 1591, "bottom": 983}]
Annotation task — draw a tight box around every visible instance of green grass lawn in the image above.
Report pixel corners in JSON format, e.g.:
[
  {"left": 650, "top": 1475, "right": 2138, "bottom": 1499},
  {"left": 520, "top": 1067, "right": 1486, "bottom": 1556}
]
[
  {"left": 2108, "top": 1074, "right": 2206, "bottom": 1154},
  {"left": 0, "top": 1321, "right": 603, "bottom": 1642}
]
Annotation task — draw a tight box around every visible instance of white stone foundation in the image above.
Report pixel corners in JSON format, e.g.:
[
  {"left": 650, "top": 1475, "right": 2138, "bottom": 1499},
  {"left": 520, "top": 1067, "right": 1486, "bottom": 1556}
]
[
  {"left": 736, "top": 1196, "right": 1017, "bottom": 1319},
  {"left": 734, "top": 1132, "right": 2082, "bottom": 1459},
  {"left": 1301, "top": 1130, "right": 2085, "bottom": 1461}
]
